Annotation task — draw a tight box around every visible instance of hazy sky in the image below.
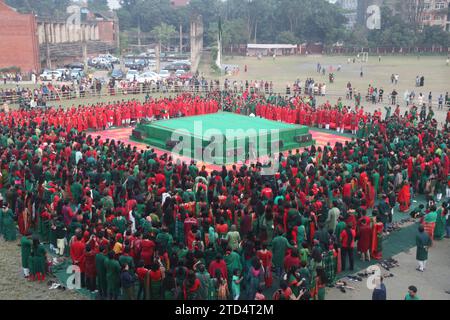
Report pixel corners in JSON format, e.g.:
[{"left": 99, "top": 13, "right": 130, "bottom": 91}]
[{"left": 107, "top": 0, "right": 121, "bottom": 10}]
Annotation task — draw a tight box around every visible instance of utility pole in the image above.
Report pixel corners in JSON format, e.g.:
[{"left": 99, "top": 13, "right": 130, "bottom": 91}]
[
  {"left": 179, "top": 23, "right": 183, "bottom": 54},
  {"left": 45, "top": 23, "right": 52, "bottom": 69},
  {"left": 82, "top": 25, "right": 88, "bottom": 70},
  {"left": 156, "top": 43, "right": 161, "bottom": 73},
  {"left": 138, "top": 16, "right": 142, "bottom": 47}
]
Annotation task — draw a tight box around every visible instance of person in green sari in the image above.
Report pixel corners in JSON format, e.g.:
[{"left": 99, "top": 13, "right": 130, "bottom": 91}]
[
  {"left": 31, "top": 237, "right": 47, "bottom": 282},
  {"left": 145, "top": 262, "right": 163, "bottom": 300},
  {"left": 323, "top": 250, "right": 337, "bottom": 285},
  {"left": 70, "top": 178, "right": 83, "bottom": 204},
  {"left": 286, "top": 267, "right": 303, "bottom": 298},
  {"left": 271, "top": 230, "right": 294, "bottom": 278},
  {"left": 434, "top": 202, "right": 447, "bottom": 241},
  {"left": 105, "top": 251, "right": 121, "bottom": 300},
  {"left": 20, "top": 235, "right": 32, "bottom": 278},
  {"left": 1, "top": 204, "right": 16, "bottom": 241},
  {"left": 316, "top": 266, "right": 328, "bottom": 300},
  {"left": 224, "top": 248, "right": 242, "bottom": 285},
  {"left": 95, "top": 245, "right": 108, "bottom": 300},
  {"left": 195, "top": 263, "right": 211, "bottom": 300}
]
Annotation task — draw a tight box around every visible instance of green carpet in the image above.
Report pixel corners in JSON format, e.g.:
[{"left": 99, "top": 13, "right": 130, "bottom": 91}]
[
  {"left": 151, "top": 112, "right": 305, "bottom": 132},
  {"left": 132, "top": 112, "right": 314, "bottom": 163}
]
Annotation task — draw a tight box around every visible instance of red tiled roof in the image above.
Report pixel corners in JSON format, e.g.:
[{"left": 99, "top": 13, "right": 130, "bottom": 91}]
[{"left": 170, "top": 0, "right": 190, "bottom": 7}]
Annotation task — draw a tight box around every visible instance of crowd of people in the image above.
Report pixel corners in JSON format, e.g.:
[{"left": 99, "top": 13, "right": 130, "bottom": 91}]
[{"left": 0, "top": 89, "right": 448, "bottom": 301}]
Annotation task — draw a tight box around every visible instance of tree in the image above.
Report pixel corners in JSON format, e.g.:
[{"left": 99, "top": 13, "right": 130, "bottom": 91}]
[
  {"left": 368, "top": 6, "right": 418, "bottom": 47},
  {"left": 277, "top": 31, "right": 299, "bottom": 44},
  {"left": 5, "top": 0, "right": 71, "bottom": 18},
  {"left": 151, "top": 23, "right": 177, "bottom": 50},
  {"left": 394, "top": 0, "right": 426, "bottom": 27},
  {"left": 87, "top": 0, "right": 110, "bottom": 13},
  {"left": 418, "top": 25, "right": 450, "bottom": 47},
  {"left": 208, "top": 19, "right": 250, "bottom": 52}
]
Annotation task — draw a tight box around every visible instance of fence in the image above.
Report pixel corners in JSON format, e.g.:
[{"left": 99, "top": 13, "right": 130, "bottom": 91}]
[
  {"left": 3, "top": 81, "right": 449, "bottom": 110},
  {"left": 326, "top": 46, "right": 450, "bottom": 55},
  {"left": 220, "top": 44, "right": 450, "bottom": 56}
]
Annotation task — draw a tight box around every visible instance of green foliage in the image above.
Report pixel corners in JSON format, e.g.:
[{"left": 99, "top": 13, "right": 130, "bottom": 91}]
[
  {"left": 359, "top": 6, "right": 450, "bottom": 48},
  {"left": 87, "top": 0, "right": 110, "bottom": 13},
  {"left": 276, "top": 31, "right": 299, "bottom": 44},
  {"left": 207, "top": 19, "right": 249, "bottom": 47},
  {"left": 419, "top": 26, "right": 450, "bottom": 47},
  {"left": 0, "top": 66, "right": 21, "bottom": 73},
  {"left": 210, "top": 46, "right": 221, "bottom": 74},
  {"left": 117, "top": 0, "right": 347, "bottom": 46},
  {"left": 151, "top": 23, "right": 177, "bottom": 48},
  {"left": 5, "top": 0, "right": 71, "bottom": 18},
  {"left": 118, "top": 0, "right": 187, "bottom": 33}
]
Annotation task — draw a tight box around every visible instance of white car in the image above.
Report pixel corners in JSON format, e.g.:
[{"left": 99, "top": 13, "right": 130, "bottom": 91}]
[
  {"left": 40, "top": 70, "right": 63, "bottom": 81},
  {"left": 175, "top": 69, "right": 186, "bottom": 76},
  {"left": 126, "top": 70, "right": 140, "bottom": 82},
  {"left": 99, "top": 54, "right": 120, "bottom": 63},
  {"left": 136, "top": 71, "right": 161, "bottom": 83},
  {"left": 158, "top": 70, "right": 171, "bottom": 79}
]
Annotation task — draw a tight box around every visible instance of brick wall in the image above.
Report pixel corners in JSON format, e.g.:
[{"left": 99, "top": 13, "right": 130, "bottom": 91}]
[
  {"left": 0, "top": 1, "right": 40, "bottom": 73},
  {"left": 97, "top": 20, "right": 116, "bottom": 44}
]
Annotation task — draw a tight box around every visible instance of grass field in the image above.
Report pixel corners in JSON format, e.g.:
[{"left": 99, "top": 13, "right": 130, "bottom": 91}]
[
  {"left": 198, "top": 54, "right": 450, "bottom": 123},
  {"left": 200, "top": 55, "right": 450, "bottom": 95}
]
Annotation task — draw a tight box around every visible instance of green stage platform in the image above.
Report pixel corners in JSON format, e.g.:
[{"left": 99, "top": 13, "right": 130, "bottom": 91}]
[{"left": 132, "top": 112, "right": 314, "bottom": 164}]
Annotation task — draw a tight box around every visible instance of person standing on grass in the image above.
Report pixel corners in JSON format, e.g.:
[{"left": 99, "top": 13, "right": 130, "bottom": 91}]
[
  {"left": 438, "top": 94, "right": 444, "bottom": 110},
  {"left": 416, "top": 225, "right": 431, "bottom": 272}
]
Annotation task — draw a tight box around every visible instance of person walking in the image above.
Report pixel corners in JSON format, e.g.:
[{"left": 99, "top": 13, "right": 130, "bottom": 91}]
[{"left": 416, "top": 225, "right": 431, "bottom": 272}]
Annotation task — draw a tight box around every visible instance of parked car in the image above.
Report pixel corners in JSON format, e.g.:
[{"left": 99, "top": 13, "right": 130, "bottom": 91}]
[
  {"left": 126, "top": 70, "right": 140, "bottom": 82},
  {"left": 40, "top": 70, "right": 63, "bottom": 81},
  {"left": 124, "top": 58, "right": 135, "bottom": 68},
  {"left": 65, "top": 62, "right": 85, "bottom": 70},
  {"left": 178, "top": 72, "right": 193, "bottom": 81},
  {"left": 163, "top": 62, "right": 191, "bottom": 72},
  {"left": 99, "top": 54, "right": 120, "bottom": 64},
  {"left": 111, "top": 69, "right": 125, "bottom": 80},
  {"left": 136, "top": 71, "right": 160, "bottom": 84},
  {"left": 158, "top": 69, "right": 171, "bottom": 79},
  {"left": 175, "top": 69, "right": 186, "bottom": 77},
  {"left": 70, "top": 68, "right": 85, "bottom": 79}
]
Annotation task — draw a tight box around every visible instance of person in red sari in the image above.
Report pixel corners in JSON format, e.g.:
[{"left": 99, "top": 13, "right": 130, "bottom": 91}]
[
  {"left": 18, "top": 191, "right": 32, "bottom": 235},
  {"left": 256, "top": 243, "right": 273, "bottom": 288},
  {"left": 371, "top": 215, "right": 384, "bottom": 260},
  {"left": 398, "top": 181, "right": 411, "bottom": 212},
  {"left": 70, "top": 233, "right": 86, "bottom": 288},
  {"left": 357, "top": 219, "right": 372, "bottom": 261}
]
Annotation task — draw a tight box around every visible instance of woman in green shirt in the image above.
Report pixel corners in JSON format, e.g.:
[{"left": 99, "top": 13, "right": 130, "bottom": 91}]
[{"left": 434, "top": 203, "right": 447, "bottom": 241}]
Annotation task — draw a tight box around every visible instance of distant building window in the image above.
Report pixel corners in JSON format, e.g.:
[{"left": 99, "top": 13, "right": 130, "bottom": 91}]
[{"left": 435, "top": 2, "right": 446, "bottom": 9}]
